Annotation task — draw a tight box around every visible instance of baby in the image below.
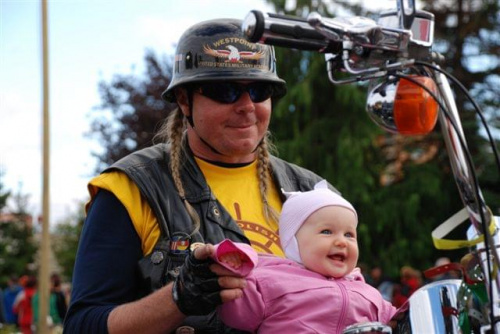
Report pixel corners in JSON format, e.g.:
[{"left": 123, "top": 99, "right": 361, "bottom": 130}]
[{"left": 211, "top": 180, "right": 397, "bottom": 333}]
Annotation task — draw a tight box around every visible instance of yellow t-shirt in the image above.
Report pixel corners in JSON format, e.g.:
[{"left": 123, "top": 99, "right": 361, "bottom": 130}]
[
  {"left": 195, "top": 157, "right": 284, "bottom": 257},
  {"left": 87, "top": 172, "right": 161, "bottom": 256},
  {"left": 87, "top": 159, "right": 284, "bottom": 257}
]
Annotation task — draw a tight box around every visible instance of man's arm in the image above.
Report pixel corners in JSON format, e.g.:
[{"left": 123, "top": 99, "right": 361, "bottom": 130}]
[
  {"left": 64, "top": 190, "right": 144, "bottom": 333},
  {"left": 65, "top": 190, "right": 245, "bottom": 334},
  {"left": 107, "top": 283, "right": 184, "bottom": 333},
  {"left": 108, "top": 244, "right": 246, "bottom": 334}
]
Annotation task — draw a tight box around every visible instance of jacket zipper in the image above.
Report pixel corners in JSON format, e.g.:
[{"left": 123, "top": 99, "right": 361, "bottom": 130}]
[{"left": 336, "top": 280, "right": 349, "bottom": 334}]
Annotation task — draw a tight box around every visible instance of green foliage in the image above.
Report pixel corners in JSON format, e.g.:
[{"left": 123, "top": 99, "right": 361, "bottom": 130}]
[
  {"left": 0, "top": 219, "right": 37, "bottom": 285},
  {"left": 264, "top": 0, "right": 499, "bottom": 278},
  {"left": 0, "top": 178, "right": 37, "bottom": 286},
  {"left": 358, "top": 160, "right": 464, "bottom": 277},
  {"left": 0, "top": 171, "right": 10, "bottom": 211},
  {"left": 420, "top": 0, "right": 500, "bottom": 214},
  {"left": 52, "top": 208, "right": 84, "bottom": 283}
]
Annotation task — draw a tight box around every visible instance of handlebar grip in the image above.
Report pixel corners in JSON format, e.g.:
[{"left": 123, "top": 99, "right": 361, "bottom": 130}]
[{"left": 242, "top": 10, "right": 341, "bottom": 53}]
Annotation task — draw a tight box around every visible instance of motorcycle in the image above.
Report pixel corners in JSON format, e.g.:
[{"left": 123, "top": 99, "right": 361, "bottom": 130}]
[{"left": 242, "top": 0, "right": 500, "bottom": 333}]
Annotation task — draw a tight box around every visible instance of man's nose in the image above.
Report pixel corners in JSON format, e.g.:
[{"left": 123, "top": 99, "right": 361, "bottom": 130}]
[{"left": 234, "top": 92, "right": 255, "bottom": 113}]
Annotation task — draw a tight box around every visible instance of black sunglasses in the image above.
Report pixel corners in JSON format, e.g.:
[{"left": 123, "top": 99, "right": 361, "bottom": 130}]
[{"left": 194, "top": 82, "right": 275, "bottom": 104}]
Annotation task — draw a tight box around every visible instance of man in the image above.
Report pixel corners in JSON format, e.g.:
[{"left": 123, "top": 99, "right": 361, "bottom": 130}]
[
  {"left": 3, "top": 276, "right": 22, "bottom": 326},
  {"left": 64, "top": 18, "right": 335, "bottom": 334}
]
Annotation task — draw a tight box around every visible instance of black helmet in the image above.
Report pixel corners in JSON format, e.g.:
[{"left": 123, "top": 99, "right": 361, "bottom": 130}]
[{"left": 162, "top": 18, "right": 286, "bottom": 102}]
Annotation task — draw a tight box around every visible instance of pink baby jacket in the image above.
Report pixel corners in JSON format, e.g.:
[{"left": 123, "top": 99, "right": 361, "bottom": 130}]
[{"left": 213, "top": 240, "right": 397, "bottom": 334}]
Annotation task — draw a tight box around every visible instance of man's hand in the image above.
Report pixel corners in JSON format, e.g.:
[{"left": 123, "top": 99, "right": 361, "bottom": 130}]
[{"left": 172, "top": 244, "right": 246, "bottom": 315}]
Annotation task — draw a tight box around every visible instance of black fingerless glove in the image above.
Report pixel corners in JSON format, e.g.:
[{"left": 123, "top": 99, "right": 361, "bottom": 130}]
[{"left": 172, "top": 252, "right": 222, "bottom": 315}]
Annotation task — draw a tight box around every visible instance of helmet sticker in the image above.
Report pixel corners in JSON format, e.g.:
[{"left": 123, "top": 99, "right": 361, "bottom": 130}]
[
  {"left": 199, "top": 37, "right": 267, "bottom": 69},
  {"left": 203, "top": 45, "right": 264, "bottom": 63}
]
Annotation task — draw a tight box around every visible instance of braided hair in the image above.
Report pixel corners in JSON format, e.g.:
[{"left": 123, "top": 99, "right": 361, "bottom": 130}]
[{"left": 155, "top": 106, "right": 278, "bottom": 233}]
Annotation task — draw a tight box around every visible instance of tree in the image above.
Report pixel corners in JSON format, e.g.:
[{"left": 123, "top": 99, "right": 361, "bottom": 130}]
[
  {"left": 263, "top": 0, "right": 499, "bottom": 276},
  {"left": 87, "top": 49, "right": 176, "bottom": 172},
  {"left": 0, "top": 171, "right": 9, "bottom": 210},
  {"left": 0, "top": 177, "right": 37, "bottom": 285},
  {"left": 419, "top": 0, "right": 500, "bottom": 213},
  {"left": 52, "top": 205, "right": 85, "bottom": 282}
]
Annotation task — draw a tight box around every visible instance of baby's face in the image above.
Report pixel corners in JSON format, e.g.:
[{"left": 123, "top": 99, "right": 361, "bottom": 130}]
[{"left": 295, "top": 206, "right": 358, "bottom": 278}]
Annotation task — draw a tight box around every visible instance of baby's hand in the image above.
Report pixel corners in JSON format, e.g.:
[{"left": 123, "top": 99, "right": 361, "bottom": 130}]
[{"left": 219, "top": 252, "right": 243, "bottom": 269}]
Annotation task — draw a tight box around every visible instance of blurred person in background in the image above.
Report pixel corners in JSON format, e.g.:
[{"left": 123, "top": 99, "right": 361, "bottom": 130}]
[
  {"left": 3, "top": 275, "right": 22, "bottom": 327},
  {"left": 392, "top": 266, "right": 423, "bottom": 308},
  {"left": 32, "top": 273, "right": 67, "bottom": 332},
  {"left": 0, "top": 285, "right": 6, "bottom": 324},
  {"left": 368, "top": 265, "right": 395, "bottom": 303},
  {"left": 50, "top": 273, "right": 68, "bottom": 326},
  {"left": 430, "top": 257, "right": 460, "bottom": 281},
  {"left": 13, "top": 275, "right": 36, "bottom": 334}
]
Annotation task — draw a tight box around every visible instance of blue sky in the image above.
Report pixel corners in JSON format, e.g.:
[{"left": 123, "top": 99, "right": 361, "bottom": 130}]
[{"left": 0, "top": 0, "right": 278, "bottom": 224}]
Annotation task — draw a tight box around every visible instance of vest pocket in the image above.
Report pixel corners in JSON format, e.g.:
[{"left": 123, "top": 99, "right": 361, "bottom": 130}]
[{"left": 136, "top": 238, "right": 187, "bottom": 296}]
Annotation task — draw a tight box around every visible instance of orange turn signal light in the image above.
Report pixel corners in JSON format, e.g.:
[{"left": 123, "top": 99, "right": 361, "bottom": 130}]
[{"left": 393, "top": 76, "right": 439, "bottom": 135}]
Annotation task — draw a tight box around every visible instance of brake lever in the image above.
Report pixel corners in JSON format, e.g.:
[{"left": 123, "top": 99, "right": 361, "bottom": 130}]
[
  {"left": 308, "top": 11, "right": 411, "bottom": 54},
  {"left": 308, "top": 12, "right": 383, "bottom": 48}
]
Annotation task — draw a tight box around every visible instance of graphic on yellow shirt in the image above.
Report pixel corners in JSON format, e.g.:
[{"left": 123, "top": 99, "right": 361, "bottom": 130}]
[
  {"left": 195, "top": 157, "right": 285, "bottom": 258},
  {"left": 232, "top": 202, "right": 282, "bottom": 255}
]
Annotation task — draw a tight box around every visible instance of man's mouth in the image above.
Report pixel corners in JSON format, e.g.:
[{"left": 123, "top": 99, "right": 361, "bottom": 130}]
[{"left": 229, "top": 123, "right": 254, "bottom": 129}]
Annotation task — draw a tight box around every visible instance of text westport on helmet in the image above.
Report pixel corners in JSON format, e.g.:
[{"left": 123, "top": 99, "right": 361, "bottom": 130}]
[{"left": 162, "top": 18, "right": 286, "bottom": 102}]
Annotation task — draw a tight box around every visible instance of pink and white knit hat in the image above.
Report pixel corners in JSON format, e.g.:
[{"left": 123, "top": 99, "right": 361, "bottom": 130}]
[{"left": 279, "top": 180, "right": 357, "bottom": 264}]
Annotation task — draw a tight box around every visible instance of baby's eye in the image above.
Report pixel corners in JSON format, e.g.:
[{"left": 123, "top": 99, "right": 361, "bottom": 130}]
[
  {"left": 320, "top": 229, "right": 332, "bottom": 235},
  {"left": 345, "top": 232, "right": 356, "bottom": 238}
]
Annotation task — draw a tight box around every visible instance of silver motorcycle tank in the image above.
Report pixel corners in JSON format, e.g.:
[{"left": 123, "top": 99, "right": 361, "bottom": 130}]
[{"left": 392, "top": 279, "right": 462, "bottom": 333}]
